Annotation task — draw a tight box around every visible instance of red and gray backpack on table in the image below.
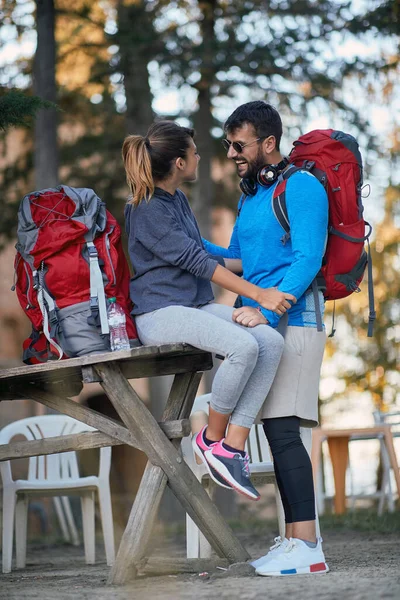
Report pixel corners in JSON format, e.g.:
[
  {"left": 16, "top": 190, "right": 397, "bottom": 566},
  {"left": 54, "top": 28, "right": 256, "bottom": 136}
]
[
  {"left": 13, "top": 186, "right": 139, "bottom": 364},
  {"left": 239, "top": 129, "right": 375, "bottom": 337}
]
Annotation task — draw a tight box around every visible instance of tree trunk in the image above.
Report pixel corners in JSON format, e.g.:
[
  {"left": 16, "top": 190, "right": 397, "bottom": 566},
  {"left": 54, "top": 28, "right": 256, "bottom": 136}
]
[
  {"left": 191, "top": 0, "right": 216, "bottom": 240},
  {"left": 192, "top": 86, "right": 214, "bottom": 239},
  {"left": 117, "top": 0, "right": 154, "bottom": 136},
  {"left": 33, "top": 0, "right": 58, "bottom": 189}
]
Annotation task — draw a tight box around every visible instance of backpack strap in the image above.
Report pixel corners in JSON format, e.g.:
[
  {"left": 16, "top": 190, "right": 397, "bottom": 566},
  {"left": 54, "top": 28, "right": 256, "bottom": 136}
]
[
  {"left": 365, "top": 225, "right": 376, "bottom": 337},
  {"left": 311, "top": 279, "right": 324, "bottom": 332},
  {"left": 37, "top": 263, "right": 64, "bottom": 360},
  {"left": 272, "top": 165, "right": 302, "bottom": 244},
  {"left": 85, "top": 240, "right": 110, "bottom": 335},
  {"left": 272, "top": 161, "right": 328, "bottom": 239},
  {"left": 273, "top": 164, "right": 325, "bottom": 332},
  {"left": 23, "top": 329, "right": 59, "bottom": 363},
  {"left": 276, "top": 311, "right": 289, "bottom": 337},
  {"left": 329, "top": 221, "right": 372, "bottom": 243}
]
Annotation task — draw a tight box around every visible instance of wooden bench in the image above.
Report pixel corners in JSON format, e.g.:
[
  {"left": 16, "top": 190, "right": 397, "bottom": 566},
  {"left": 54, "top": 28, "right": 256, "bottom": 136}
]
[{"left": 0, "top": 344, "right": 250, "bottom": 583}]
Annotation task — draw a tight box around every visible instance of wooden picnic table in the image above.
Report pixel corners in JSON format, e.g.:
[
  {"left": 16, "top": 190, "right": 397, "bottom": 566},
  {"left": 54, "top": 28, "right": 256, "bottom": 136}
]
[
  {"left": 312, "top": 426, "right": 400, "bottom": 515},
  {"left": 0, "top": 344, "right": 250, "bottom": 583}
]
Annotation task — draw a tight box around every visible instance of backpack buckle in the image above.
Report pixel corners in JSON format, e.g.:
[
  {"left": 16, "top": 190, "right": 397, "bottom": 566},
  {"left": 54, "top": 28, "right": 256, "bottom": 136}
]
[
  {"left": 90, "top": 296, "right": 99, "bottom": 309},
  {"left": 88, "top": 245, "right": 98, "bottom": 259},
  {"left": 48, "top": 309, "right": 58, "bottom": 326}
]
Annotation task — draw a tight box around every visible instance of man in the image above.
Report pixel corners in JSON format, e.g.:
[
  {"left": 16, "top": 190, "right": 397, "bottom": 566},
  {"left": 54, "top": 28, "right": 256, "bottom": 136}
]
[{"left": 203, "top": 101, "right": 329, "bottom": 576}]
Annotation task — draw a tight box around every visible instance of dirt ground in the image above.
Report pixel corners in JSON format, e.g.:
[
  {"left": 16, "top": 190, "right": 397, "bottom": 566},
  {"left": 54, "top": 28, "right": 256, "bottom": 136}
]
[{"left": 1, "top": 529, "right": 399, "bottom": 600}]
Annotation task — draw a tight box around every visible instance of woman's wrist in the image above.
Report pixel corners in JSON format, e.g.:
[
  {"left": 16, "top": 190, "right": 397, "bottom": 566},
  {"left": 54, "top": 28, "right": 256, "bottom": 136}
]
[{"left": 252, "top": 285, "right": 264, "bottom": 304}]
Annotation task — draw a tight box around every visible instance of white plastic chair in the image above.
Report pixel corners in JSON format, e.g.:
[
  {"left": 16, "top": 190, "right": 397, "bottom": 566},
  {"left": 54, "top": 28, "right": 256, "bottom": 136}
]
[
  {"left": 373, "top": 410, "right": 400, "bottom": 514},
  {"left": 182, "top": 394, "right": 319, "bottom": 558},
  {"left": 52, "top": 495, "right": 80, "bottom": 546},
  {"left": 0, "top": 415, "right": 115, "bottom": 573}
]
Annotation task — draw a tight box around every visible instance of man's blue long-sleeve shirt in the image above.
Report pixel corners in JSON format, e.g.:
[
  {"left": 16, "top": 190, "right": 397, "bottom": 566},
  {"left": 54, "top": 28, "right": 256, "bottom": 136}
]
[{"left": 204, "top": 170, "right": 328, "bottom": 328}]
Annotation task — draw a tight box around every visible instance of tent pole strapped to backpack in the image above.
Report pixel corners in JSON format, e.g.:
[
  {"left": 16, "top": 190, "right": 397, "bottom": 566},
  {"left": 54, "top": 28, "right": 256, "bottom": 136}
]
[{"left": 86, "top": 241, "right": 109, "bottom": 335}]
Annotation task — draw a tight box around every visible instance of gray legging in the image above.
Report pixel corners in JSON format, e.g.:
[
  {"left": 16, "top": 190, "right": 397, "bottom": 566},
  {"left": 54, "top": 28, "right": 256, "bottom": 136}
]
[{"left": 135, "top": 303, "right": 284, "bottom": 429}]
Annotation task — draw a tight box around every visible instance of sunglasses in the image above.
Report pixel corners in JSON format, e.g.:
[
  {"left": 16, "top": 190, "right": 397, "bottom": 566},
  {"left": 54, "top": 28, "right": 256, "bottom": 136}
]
[{"left": 221, "top": 137, "right": 264, "bottom": 153}]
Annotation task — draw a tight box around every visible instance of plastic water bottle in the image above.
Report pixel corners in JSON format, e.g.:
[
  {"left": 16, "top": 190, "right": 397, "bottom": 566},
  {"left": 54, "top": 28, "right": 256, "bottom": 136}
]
[{"left": 107, "top": 297, "right": 130, "bottom": 351}]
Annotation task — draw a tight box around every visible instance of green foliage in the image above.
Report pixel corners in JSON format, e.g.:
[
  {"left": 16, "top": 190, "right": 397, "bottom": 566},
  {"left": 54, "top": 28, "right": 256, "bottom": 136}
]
[
  {"left": 348, "top": 0, "right": 400, "bottom": 38},
  {"left": 0, "top": 90, "right": 57, "bottom": 131}
]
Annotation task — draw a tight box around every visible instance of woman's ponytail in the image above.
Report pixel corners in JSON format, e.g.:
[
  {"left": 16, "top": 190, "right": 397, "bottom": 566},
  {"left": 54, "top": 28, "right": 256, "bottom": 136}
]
[
  {"left": 122, "top": 121, "right": 195, "bottom": 205},
  {"left": 122, "top": 135, "right": 153, "bottom": 205}
]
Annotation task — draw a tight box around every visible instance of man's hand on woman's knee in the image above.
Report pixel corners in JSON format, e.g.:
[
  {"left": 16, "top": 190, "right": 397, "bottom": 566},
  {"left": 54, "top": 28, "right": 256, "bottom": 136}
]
[{"left": 232, "top": 306, "right": 268, "bottom": 327}]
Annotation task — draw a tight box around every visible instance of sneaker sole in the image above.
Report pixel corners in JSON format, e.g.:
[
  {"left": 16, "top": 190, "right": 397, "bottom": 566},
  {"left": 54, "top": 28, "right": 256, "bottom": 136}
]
[
  {"left": 256, "top": 563, "right": 329, "bottom": 577},
  {"left": 205, "top": 451, "right": 260, "bottom": 501},
  {"left": 192, "top": 437, "right": 232, "bottom": 490}
]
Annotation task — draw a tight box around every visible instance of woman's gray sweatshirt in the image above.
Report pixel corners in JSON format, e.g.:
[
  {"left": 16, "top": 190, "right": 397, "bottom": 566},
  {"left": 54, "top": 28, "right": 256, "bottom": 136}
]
[{"left": 125, "top": 187, "right": 225, "bottom": 315}]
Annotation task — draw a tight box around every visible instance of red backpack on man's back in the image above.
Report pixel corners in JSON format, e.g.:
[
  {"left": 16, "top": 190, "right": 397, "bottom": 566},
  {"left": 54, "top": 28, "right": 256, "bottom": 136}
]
[
  {"left": 13, "top": 186, "right": 138, "bottom": 363},
  {"left": 272, "top": 129, "right": 375, "bottom": 336}
]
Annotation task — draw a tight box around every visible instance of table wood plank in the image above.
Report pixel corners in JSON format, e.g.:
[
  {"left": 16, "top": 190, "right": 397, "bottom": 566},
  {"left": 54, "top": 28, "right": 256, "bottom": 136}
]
[
  {"left": 0, "top": 345, "right": 213, "bottom": 401},
  {"left": 8, "top": 383, "right": 159, "bottom": 452},
  {"left": 80, "top": 352, "right": 213, "bottom": 384},
  {"left": 0, "top": 419, "right": 191, "bottom": 462},
  {"left": 0, "top": 344, "right": 207, "bottom": 380}
]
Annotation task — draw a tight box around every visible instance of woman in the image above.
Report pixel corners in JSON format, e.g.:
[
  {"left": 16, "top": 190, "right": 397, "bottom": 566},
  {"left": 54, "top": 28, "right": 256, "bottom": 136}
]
[{"left": 123, "top": 120, "right": 296, "bottom": 501}]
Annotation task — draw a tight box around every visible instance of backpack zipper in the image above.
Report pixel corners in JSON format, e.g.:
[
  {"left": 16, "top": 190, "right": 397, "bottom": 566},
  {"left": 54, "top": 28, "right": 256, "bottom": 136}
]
[
  {"left": 104, "top": 226, "right": 116, "bottom": 286},
  {"left": 24, "top": 263, "right": 36, "bottom": 308},
  {"left": 11, "top": 254, "right": 22, "bottom": 292}
]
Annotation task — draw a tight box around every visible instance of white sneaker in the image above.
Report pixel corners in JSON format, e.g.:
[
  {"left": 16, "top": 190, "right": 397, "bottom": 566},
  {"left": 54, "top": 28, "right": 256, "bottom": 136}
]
[
  {"left": 255, "top": 537, "right": 329, "bottom": 577},
  {"left": 250, "top": 536, "right": 289, "bottom": 569}
]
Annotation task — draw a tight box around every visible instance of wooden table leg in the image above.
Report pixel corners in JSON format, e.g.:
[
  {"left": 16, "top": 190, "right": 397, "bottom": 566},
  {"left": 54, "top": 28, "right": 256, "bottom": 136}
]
[
  {"left": 327, "top": 436, "right": 350, "bottom": 515},
  {"left": 108, "top": 372, "right": 200, "bottom": 583},
  {"left": 96, "top": 363, "right": 249, "bottom": 585},
  {"left": 311, "top": 429, "right": 323, "bottom": 490},
  {"left": 382, "top": 429, "right": 400, "bottom": 498}
]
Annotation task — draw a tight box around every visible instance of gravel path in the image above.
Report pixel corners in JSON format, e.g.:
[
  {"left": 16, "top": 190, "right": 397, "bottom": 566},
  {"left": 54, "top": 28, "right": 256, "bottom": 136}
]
[{"left": 1, "top": 530, "right": 399, "bottom": 600}]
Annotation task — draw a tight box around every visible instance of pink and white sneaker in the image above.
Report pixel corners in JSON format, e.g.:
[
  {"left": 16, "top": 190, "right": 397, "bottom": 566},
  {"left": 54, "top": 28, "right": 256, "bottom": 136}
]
[
  {"left": 192, "top": 426, "right": 232, "bottom": 490},
  {"left": 204, "top": 439, "right": 260, "bottom": 501},
  {"left": 255, "top": 537, "right": 329, "bottom": 577}
]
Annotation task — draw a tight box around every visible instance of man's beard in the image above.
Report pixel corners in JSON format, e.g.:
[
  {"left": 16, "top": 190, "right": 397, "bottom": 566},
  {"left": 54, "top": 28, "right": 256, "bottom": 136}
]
[{"left": 238, "top": 146, "right": 267, "bottom": 180}]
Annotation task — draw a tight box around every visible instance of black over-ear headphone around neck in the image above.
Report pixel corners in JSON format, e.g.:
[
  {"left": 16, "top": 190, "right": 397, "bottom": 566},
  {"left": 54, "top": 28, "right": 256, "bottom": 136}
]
[{"left": 239, "top": 157, "right": 290, "bottom": 196}]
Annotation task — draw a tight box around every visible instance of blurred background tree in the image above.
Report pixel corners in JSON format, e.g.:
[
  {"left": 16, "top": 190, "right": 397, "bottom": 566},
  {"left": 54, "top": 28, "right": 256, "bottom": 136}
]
[
  {"left": 321, "top": 0, "right": 400, "bottom": 412},
  {"left": 0, "top": 0, "right": 380, "bottom": 230}
]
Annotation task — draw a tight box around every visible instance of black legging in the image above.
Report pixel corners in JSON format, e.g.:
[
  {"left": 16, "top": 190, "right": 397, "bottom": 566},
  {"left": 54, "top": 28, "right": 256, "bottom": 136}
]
[{"left": 262, "top": 416, "right": 315, "bottom": 523}]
